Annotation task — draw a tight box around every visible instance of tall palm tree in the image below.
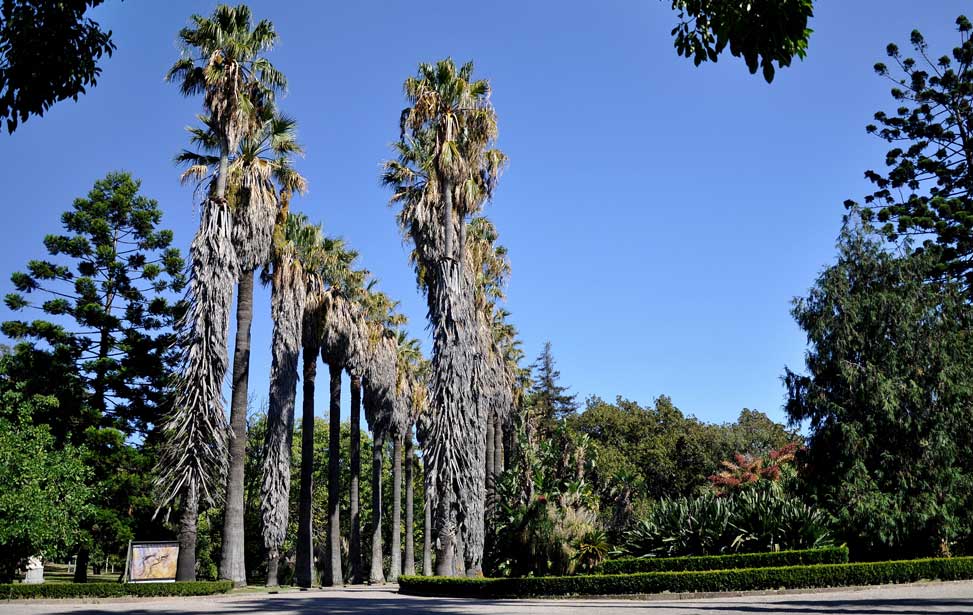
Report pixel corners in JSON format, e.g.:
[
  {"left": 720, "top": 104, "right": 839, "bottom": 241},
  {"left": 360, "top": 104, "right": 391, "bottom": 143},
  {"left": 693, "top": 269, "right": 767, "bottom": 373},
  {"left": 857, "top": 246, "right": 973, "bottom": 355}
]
[
  {"left": 348, "top": 287, "right": 405, "bottom": 583},
  {"left": 385, "top": 58, "right": 506, "bottom": 576},
  {"left": 317, "top": 268, "right": 367, "bottom": 587},
  {"left": 163, "top": 4, "right": 286, "bottom": 585},
  {"left": 466, "top": 216, "right": 515, "bottom": 527},
  {"left": 390, "top": 331, "right": 422, "bottom": 581},
  {"left": 258, "top": 208, "right": 317, "bottom": 587},
  {"left": 180, "top": 106, "right": 306, "bottom": 586},
  {"left": 348, "top": 369, "right": 363, "bottom": 583},
  {"left": 401, "top": 342, "right": 428, "bottom": 577},
  {"left": 295, "top": 240, "right": 358, "bottom": 588}
]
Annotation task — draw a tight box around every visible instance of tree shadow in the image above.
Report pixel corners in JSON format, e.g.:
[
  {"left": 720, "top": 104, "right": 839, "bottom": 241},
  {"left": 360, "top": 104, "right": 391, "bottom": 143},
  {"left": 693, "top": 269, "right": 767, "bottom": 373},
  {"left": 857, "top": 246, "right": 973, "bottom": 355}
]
[{"left": 25, "top": 592, "right": 973, "bottom": 615}]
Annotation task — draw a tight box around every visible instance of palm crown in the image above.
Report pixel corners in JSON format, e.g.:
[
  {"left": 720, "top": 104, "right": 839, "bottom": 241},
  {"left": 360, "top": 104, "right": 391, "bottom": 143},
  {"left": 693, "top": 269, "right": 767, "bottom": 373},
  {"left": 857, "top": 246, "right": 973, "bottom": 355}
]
[{"left": 167, "top": 4, "right": 286, "bottom": 152}]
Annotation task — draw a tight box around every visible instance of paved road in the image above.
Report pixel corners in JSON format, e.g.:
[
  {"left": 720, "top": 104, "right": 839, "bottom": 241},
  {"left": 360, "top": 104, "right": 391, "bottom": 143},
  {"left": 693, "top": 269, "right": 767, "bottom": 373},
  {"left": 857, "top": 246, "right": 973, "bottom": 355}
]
[{"left": 6, "top": 581, "right": 973, "bottom": 614}]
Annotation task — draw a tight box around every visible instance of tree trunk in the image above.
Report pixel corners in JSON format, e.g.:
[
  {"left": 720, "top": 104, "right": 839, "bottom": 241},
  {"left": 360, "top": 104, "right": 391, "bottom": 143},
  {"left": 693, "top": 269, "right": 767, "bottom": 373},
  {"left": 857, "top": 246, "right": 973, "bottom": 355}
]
[
  {"left": 486, "top": 414, "right": 495, "bottom": 520},
  {"left": 454, "top": 531, "right": 466, "bottom": 577},
  {"left": 494, "top": 413, "right": 504, "bottom": 474},
  {"left": 349, "top": 373, "right": 363, "bottom": 583},
  {"left": 220, "top": 271, "right": 254, "bottom": 586},
  {"left": 325, "top": 362, "right": 343, "bottom": 586},
  {"left": 73, "top": 547, "right": 89, "bottom": 583},
  {"left": 389, "top": 434, "right": 403, "bottom": 582},
  {"left": 423, "top": 456, "right": 432, "bottom": 576},
  {"left": 435, "top": 526, "right": 455, "bottom": 577},
  {"left": 404, "top": 430, "right": 415, "bottom": 576},
  {"left": 442, "top": 179, "right": 454, "bottom": 260},
  {"left": 176, "top": 485, "right": 199, "bottom": 582},
  {"left": 295, "top": 348, "right": 317, "bottom": 588},
  {"left": 484, "top": 412, "right": 495, "bottom": 570},
  {"left": 369, "top": 432, "right": 385, "bottom": 584},
  {"left": 266, "top": 557, "right": 279, "bottom": 588}
]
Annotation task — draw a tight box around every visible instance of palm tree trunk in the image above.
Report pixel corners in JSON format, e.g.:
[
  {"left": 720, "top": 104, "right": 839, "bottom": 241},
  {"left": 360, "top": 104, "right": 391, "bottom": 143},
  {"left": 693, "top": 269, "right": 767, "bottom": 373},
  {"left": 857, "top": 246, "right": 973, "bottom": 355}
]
[
  {"left": 295, "top": 347, "right": 316, "bottom": 588},
  {"left": 349, "top": 373, "right": 363, "bottom": 583},
  {"left": 325, "top": 362, "right": 343, "bottom": 586},
  {"left": 176, "top": 484, "right": 199, "bottom": 582},
  {"left": 454, "top": 531, "right": 465, "bottom": 577},
  {"left": 389, "top": 434, "right": 403, "bottom": 582},
  {"left": 423, "top": 456, "right": 432, "bottom": 576},
  {"left": 404, "top": 430, "right": 415, "bottom": 576},
  {"left": 369, "top": 432, "right": 385, "bottom": 584},
  {"left": 434, "top": 526, "right": 455, "bottom": 577},
  {"left": 494, "top": 413, "right": 503, "bottom": 473},
  {"left": 442, "top": 179, "right": 454, "bottom": 260},
  {"left": 486, "top": 414, "right": 495, "bottom": 519},
  {"left": 402, "top": 434, "right": 416, "bottom": 576},
  {"left": 289, "top": 339, "right": 317, "bottom": 587},
  {"left": 220, "top": 270, "right": 254, "bottom": 586}
]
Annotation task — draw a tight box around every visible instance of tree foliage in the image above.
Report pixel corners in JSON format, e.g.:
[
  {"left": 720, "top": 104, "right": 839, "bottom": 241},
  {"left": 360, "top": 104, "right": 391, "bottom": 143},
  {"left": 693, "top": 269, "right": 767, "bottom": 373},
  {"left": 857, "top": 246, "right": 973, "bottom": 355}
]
[
  {"left": 785, "top": 221, "right": 973, "bottom": 558},
  {"left": 0, "top": 0, "right": 115, "bottom": 133},
  {"left": 525, "top": 342, "right": 576, "bottom": 440},
  {"left": 848, "top": 16, "right": 973, "bottom": 289},
  {"left": 0, "top": 373, "right": 93, "bottom": 582},
  {"left": 0, "top": 173, "right": 184, "bottom": 580},
  {"left": 669, "top": 0, "right": 813, "bottom": 82},
  {"left": 3, "top": 171, "right": 185, "bottom": 437}
]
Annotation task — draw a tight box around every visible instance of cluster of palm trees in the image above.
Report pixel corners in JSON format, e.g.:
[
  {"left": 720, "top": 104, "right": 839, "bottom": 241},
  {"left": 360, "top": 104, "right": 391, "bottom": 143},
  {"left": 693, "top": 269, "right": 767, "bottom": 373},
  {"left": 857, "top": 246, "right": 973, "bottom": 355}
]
[{"left": 155, "top": 4, "right": 530, "bottom": 585}]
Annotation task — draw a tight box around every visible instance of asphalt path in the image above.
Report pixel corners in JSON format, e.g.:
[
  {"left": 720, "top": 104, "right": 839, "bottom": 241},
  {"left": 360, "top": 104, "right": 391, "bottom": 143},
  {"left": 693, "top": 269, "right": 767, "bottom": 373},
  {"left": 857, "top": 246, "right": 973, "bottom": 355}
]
[{"left": 6, "top": 581, "right": 973, "bottom": 614}]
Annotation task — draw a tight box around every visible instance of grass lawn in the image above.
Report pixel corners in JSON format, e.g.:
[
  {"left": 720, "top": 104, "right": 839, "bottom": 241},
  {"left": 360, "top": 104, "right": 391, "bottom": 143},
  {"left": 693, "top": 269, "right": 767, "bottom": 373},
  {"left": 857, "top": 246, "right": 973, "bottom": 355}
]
[{"left": 15, "top": 563, "right": 121, "bottom": 584}]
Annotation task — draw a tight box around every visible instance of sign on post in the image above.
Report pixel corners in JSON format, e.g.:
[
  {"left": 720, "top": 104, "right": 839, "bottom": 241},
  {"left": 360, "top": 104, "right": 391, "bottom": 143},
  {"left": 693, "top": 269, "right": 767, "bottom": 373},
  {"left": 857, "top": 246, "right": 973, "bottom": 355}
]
[{"left": 125, "top": 541, "right": 180, "bottom": 583}]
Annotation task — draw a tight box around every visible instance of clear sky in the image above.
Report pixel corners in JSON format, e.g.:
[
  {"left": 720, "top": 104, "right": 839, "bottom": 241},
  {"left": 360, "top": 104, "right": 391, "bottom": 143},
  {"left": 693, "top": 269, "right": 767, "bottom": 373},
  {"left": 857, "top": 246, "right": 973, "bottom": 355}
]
[{"left": 0, "top": 1, "right": 968, "bottom": 427}]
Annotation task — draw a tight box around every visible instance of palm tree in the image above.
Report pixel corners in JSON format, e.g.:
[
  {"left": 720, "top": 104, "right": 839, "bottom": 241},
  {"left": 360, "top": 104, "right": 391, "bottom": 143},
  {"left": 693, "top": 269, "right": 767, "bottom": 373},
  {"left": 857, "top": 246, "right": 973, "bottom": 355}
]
[
  {"left": 296, "top": 239, "right": 358, "bottom": 588},
  {"left": 402, "top": 345, "right": 429, "bottom": 577},
  {"left": 355, "top": 287, "right": 405, "bottom": 583},
  {"left": 259, "top": 208, "right": 317, "bottom": 587},
  {"left": 317, "top": 268, "right": 368, "bottom": 587},
  {"left": 466, "top": 216, "right": 511, "bottom": 522},
  {"left": 163, "top": 4, "right": 286, "bottom": 585},
  {"left": 390, "top": 332, "right": 422, "bottom": 581},
  {"left": 259, "top": 208, "right": 353, "bottom": 587},
  {"left": 385, "top": 58, "right": 506, "bottom": 576},
  {"left": 179, "top": 106, "right": 306, "bottom": 586},
  {"left": 348, "top": 370, "right": 364, "bottom": 583}
]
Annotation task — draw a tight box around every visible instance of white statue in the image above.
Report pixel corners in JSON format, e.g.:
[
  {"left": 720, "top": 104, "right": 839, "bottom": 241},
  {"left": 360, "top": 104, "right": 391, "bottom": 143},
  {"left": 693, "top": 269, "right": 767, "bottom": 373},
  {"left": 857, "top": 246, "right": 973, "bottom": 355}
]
[{"left": 23, "top": 556, "right": 44, "bottom": 584}]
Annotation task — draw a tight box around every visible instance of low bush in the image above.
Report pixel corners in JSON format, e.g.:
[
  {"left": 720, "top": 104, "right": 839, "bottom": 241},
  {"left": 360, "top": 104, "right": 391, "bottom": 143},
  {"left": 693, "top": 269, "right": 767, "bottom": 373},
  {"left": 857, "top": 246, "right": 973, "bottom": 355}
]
[
  {"left": 399, "top": 556, "right": 973, "bottom": 599},
  {"left": 601, "top": 546, "right": 848, "bottom": 574},
  {"left": 623, "top": 483, "right": 834, "bottom": 558},
  {"left": 1, "top": 581, "right": 233, "bottom": 600}
]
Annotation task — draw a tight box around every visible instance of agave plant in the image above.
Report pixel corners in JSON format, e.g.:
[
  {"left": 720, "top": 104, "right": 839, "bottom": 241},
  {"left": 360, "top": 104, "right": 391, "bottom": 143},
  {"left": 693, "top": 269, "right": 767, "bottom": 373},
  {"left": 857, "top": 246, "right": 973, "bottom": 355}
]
[
  {"left": 730, "top": 482, "right": 834, "bottom": 552},
  {"left": 623, "top": 493, "right": 737, "bottom": 558},
  {"left": 623, "top": 483, "right": 834, "bottom": 558}
]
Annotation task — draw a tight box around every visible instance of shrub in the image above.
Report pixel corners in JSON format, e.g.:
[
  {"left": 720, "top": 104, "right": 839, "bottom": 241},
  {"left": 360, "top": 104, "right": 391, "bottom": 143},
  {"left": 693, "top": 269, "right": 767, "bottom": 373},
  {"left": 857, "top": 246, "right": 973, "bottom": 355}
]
[
  {"left": 0, "top": 581, "right": 233, "bottom": 600},
  {"left": 600, "top": 546, "right": 848, "bottom": 574},
  {"left": 622, "top": 492, "right": 737, "bottom": 557},
  {"left": 399, "top": 556, "right": 973, "bottom": 599},
  {"left": 623, "top": 483, "right": 833, "bottom": 557}
]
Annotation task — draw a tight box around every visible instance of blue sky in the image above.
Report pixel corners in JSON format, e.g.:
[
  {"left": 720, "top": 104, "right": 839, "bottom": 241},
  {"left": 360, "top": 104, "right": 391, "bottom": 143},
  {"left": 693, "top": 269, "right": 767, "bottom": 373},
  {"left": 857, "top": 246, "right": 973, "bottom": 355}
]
[{"left": 0, "top": 1, "right": 968, "bottom": 427}]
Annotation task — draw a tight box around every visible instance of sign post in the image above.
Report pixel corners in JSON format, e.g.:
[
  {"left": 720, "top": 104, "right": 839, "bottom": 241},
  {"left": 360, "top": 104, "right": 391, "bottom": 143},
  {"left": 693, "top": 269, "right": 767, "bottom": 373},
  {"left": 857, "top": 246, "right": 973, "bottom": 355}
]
[{"left": 126, "top": 541, "right": 180, "bottom": 583}]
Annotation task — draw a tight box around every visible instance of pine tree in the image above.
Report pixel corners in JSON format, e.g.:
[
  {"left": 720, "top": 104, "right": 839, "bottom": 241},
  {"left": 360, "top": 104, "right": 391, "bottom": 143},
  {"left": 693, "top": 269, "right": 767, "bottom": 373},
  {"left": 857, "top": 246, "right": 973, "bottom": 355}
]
[
  {"left": 527, "top": 341, "right": 577, "bottom": 441},
  {"left": 1, "top": 171, "right": 185, "bottom": 581}
]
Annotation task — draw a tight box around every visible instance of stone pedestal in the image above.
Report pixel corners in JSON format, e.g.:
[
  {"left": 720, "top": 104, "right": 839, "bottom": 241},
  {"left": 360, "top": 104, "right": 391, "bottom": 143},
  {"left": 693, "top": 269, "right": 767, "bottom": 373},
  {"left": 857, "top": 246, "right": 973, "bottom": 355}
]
[{"left": 23, "top": 556, "right": 44, "bottom": 584}]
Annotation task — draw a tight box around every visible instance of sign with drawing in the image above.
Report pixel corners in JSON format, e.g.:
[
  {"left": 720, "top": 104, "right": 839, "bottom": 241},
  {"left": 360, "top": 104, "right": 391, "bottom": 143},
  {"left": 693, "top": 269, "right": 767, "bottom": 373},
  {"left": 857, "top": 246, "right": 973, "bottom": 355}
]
[{"left": 126, "top": 541, "right": 179, "bottom": 583}]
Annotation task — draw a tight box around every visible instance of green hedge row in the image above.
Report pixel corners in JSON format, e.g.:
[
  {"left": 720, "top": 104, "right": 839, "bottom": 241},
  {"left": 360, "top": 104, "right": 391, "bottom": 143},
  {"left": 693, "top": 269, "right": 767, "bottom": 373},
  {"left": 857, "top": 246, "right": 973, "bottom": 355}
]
[
  {"left": 1, "top": 581, "right": 233, "bottom": 600},
  {"left": 399, "top": 556, "right": 973, "bottom": 599},
  {"left": 600, "top": 546, "right": 849, "bottom": 574}
]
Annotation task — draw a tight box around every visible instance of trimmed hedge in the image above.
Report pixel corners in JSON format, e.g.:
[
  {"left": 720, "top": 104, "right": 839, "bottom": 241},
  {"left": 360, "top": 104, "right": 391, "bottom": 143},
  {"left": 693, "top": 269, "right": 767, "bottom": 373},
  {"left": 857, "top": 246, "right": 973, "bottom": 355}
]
[
  {"left": 398, "top": 556, "right": 973, "bottom": 599},
  {"left": 600, "top": 546, "right": 849, "bottom": 574},
  {"left": 1, "top": 581, "right": 233, "bottom": 600}
]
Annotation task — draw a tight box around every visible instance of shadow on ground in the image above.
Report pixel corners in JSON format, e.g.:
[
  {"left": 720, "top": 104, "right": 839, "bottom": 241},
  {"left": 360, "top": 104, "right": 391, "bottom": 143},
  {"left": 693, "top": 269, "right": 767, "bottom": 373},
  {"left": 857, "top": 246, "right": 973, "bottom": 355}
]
[{"left": 46, "top": 593, "right": 973, "bottom": 615}]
